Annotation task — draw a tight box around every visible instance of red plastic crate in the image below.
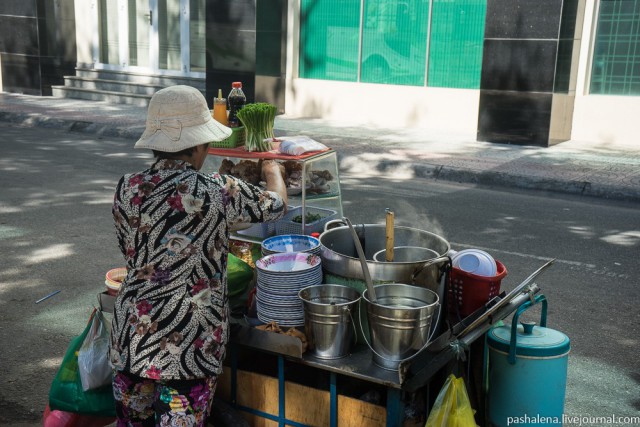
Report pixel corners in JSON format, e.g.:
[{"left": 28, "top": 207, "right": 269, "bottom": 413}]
[{"left": 448, "top": 260, "right": 507, "bottom": 319}]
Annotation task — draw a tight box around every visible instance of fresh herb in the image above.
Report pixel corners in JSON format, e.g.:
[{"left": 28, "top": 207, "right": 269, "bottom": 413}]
[
  {"left": 292, "top": 212, "right": 323, "bottom": 224},
  {"left": 236, "top": 103, "right": 277, "bottom": 152}
]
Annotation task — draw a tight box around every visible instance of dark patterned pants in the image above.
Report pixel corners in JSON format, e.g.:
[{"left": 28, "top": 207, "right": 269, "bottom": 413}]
[{"left": 112, "top": 370, "right": 217, "bottom": 427}]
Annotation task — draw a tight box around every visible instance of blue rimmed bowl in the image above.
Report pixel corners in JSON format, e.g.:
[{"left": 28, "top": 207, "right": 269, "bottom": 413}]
[{"left": 261, "top": 234, "right": 321, "bottom": 256}]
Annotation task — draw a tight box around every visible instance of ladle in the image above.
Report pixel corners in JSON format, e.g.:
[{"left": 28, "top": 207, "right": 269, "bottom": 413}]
[
  {"left": 385, "top": 208, "right": 394, "bottom": 262},
  {"left": 343, "top": 217, "right": 377, "bottom": 302}
]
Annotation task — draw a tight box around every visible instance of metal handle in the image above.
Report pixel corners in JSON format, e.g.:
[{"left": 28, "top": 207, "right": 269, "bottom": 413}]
[
  {"left": 144, "top": 10, "right": 153, "bottom": 25},
  {"left": 410, "top": 255, "right": 451, "bottom": 283},
  {"left": 508, "top": 294, "right": 548, "bottom": 364},
  {"left": 343, "top": 217, "right": 376, "bottom": 302},
  {"left": 323, "top": 218, "right": 346, "bottom": 232},
  {"left": 357, "top": 297, "right": 441, "bottom": 367}
]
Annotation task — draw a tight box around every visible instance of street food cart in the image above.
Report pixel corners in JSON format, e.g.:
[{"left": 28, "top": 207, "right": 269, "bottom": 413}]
[{"left": 100, "top": 142, "right": 556, "bottom": 426}]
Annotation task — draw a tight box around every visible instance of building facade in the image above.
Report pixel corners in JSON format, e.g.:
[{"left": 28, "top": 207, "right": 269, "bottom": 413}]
[{"left": 0, "top": 0, "right": 638, "bottom": 146}]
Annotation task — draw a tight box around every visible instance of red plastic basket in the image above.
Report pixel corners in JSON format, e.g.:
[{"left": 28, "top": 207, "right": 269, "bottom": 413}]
[{"left": 448, "top": 260, "right": 508, "bottom": 319}]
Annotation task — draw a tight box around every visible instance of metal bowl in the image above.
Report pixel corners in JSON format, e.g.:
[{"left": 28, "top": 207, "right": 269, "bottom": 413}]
[{"left": 373, "top": 246, "right": 441, "bottom": 263}]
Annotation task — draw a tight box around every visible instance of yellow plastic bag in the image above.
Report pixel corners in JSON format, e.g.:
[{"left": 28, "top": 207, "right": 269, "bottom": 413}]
[{"left": 425, "top": 374, "right": 477, "bottom": 427}]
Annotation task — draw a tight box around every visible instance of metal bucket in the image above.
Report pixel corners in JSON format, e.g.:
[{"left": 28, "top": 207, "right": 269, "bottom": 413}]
[
  {"left": 299, "top": 284, "right": 361, "bottom": 359},
  {"left": 363, "top": 283, "right": 440, "bottom": 370},
  {"left": 319, "top": 223, "right": 450, "bottom": 293}
]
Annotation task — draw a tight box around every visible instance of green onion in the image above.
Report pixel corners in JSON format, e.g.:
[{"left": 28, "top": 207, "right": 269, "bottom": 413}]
[{"left": 236, "top": 103, "right": 277, "bottom": 152}]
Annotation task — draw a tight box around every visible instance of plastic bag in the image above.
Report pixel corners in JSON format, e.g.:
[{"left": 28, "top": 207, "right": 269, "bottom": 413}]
[
  {"left": 277, "top": 136, "right": 328, "bottom": 155},
  {"left": 78, "top": 309, "right": 112, "bottom": 391},
  {"left": 42, "top": 404, "right": 114, "bottom": 427},
  {"left": 228, "top": 252, "right": 254, "bottom": 296},
  {"left": 49, "top": 309, "right": 116, "bottom": 417},
  {"left": 425, "top": 374, "right": 477, "bottom": 427}
]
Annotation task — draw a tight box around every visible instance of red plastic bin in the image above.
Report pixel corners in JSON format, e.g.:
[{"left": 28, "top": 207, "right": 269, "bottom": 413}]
[{"left": 448, "top": 260, "right": 508, "bottom": 319}]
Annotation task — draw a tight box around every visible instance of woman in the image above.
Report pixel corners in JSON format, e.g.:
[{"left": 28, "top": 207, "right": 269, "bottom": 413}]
[{"left": 110, "top": 85, "right": 287, "bottom": 426}]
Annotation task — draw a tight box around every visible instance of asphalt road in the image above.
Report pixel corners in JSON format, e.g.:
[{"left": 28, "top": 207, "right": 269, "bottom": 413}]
[
  {"left": 339, "top": 172, "right": 640, "bottom": 419},
  {"left": 0, "top": 123, "right": 638, "bottom": 425}
]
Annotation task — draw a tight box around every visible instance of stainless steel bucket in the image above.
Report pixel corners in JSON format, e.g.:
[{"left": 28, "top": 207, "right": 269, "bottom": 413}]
[
  {"left": 299, "top": 284, "right": 361, "bottom": 359},
  {"left": 319, "top": 223, "right": 450, "bottom": 292},
  {"left": 363, "top": 283, "right": 440, "bottom": 370}
]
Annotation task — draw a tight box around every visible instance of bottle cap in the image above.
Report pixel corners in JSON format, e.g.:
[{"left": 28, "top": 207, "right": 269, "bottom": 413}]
[{"left": 232, "top": 82, "right": 242, "bottom": 88}]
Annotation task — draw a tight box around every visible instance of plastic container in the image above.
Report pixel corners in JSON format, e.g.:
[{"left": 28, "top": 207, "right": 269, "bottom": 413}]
[
  {"left": 212, "top": 88, "right": 228, "bottom": 126},
  {"left": 487, "top": 295, "right": 570, "bottom": 427},
  {"left": 448, "top": 260, "right": 507, "bottom": 319},
  {"left": 227, "top": 82, "right": 246, "bottom": 128},
  {"left": 275, "top": 206, "right": 338, "bottom": 236},
  {"left": 236, "top": 221, "right": 275, "bottom": 239},
  {"left": 451, "top": 248, "right": 497, "bottom": 276},
  {"left": 105, "top": 267, "right": 126, "bottom": 296}
]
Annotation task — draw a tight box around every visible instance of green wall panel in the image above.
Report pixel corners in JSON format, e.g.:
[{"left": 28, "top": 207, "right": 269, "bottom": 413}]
[
  {"left": 428, "top": 0, "right": 486, "bottom": 89},
  {"left": 299, "top": 0, "right": 360, "bottom": 81},
  {"left": 360, "top": 0, "right": 429, "bottom": 86},
  {"left": 298, "top": 0, "right": 486, "bottom": 88},
  {"left": 590, "top": 0, "right": 640, "bottom": 95}
]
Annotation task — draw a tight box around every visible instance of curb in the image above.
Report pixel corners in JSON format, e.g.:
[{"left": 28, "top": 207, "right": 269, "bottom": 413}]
[
  {"left": 1, "top": 111, "right": 638, "bottom": 203},
  {"left": 0, "top": 112, "right": 145, "bottom": 140},
  {"left": 367, "top": 158, "right": 640, "bottom": 203}
]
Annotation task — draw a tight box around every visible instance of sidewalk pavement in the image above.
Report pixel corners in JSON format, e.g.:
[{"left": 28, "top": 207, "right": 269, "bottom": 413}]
[{"left": 1, "top": 92, "right": 639, "bottom": 203}]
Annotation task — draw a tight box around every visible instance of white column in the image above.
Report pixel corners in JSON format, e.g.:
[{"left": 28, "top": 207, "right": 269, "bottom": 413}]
[
  {"left": 118, "top": 0, "right": 129, "bottom": 67},
  {"left": 180, "top": 0, "right": 190, "bottom": 73},
  {"left": 150, "top": 0, "right": 159, "bottom": 70}
]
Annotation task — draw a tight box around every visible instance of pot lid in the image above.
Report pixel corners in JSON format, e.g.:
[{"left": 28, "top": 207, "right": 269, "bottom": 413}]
[{"left": 488, "top": 322, "right": 570, "bottom": 358}]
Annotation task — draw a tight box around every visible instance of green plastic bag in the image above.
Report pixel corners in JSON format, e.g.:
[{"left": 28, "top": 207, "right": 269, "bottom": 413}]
[
  {"left": 425, "top": 374, "right": 477, "bottom": 427},
  {"left": 228, "top": 253, "right": 253, "bottom": 297},
  {"left": 49, "top": 309, "right": 116, "bottom": 416}
]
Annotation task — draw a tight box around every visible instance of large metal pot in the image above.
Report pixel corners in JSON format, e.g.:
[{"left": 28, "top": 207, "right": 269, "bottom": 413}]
[{"left": 319, "top": 222, "right": 450, "bottom": 292}]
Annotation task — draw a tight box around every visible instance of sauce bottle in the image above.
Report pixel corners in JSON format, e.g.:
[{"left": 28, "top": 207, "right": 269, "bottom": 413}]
[
  {"left": 227, "top": 82, "right": 246, "bottom": 128},
  {"left": 212, "top": 89, "right": 228, "bottom": 126}
]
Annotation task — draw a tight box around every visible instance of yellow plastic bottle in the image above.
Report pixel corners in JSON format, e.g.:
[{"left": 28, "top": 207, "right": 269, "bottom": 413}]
[{"left": 213, "top": 89, "right": 228, "bottom": 126}]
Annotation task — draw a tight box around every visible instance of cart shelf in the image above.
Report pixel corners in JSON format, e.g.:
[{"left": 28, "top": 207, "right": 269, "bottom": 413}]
[{"left": 204, "top": 146, "right": 343, "bottom": 241}]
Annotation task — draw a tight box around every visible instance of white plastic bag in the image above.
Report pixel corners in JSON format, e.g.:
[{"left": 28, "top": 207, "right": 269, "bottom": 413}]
[
  {"left": 277, "top": 136, "right": 328, "bottom": 156},
  {"left": 77, "top": 309, "right": 112, "bottom": 391}
]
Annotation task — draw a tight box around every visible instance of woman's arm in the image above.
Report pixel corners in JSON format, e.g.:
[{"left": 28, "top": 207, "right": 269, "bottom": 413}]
[{"left": 262, "top": 160, "right": 288, "bottom": 211}]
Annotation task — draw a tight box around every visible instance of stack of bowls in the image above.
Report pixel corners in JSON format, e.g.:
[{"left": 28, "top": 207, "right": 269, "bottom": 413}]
[
  {"left": 261, "top": 234, "right": 321, "bottom": 256},
  {"left": 255, "top": 252, "right": 323, "bottom": 327}
]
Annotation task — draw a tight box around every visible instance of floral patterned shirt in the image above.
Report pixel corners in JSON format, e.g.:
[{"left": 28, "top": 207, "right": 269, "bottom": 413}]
[{"left": 110, "top": 158, "right": 285, "bottom": 380}]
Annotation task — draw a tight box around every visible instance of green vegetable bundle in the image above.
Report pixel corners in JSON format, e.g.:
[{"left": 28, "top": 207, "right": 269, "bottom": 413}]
[{"left": 236, "top": 102, "right": 277, "bottom": 152}]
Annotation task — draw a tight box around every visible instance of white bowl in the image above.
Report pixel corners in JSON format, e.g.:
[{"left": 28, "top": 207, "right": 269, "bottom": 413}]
[
  {"left": 451, "top": 249, "right": 497, "bottom": 277},
  {"left": 256, "top": 252, "right": 322, "bottom": 273}
]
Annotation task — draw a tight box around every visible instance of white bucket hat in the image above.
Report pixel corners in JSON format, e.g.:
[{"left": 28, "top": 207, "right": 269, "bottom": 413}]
[{"left": 135, "top": 85, "right": 232, "bottom": 152}]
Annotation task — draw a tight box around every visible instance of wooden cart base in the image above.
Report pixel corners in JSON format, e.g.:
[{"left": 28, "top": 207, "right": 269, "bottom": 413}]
[{"left": 217, "top": 368, "right": 390, "bottom": 427}]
